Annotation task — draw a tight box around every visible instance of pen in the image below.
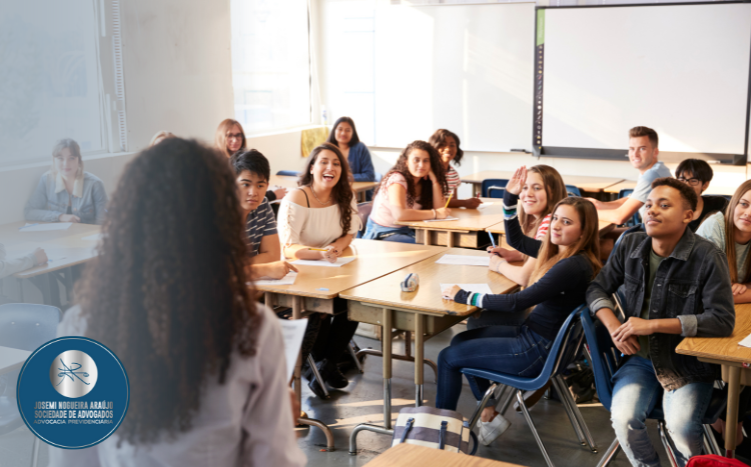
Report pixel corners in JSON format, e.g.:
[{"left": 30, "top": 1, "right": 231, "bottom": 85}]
[
  {"left": 444, "top": 192, "right": 453, "bottom": 208},
  {"left": 488, "top": 232, "right": 496, "bottom": 248},
  {"left": 308, "top": 248, "right": 329, "bottom": 251}
]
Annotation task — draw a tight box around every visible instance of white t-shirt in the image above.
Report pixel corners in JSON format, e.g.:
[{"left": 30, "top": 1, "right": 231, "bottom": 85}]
[
  {"left": 278, "top": 192, "right": 360, "bottom": 248},
  {"left": 49, "top": 305, "right": 306, "bottom": 467}
]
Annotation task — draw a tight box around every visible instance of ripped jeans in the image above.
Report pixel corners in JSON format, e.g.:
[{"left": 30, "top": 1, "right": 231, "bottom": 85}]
[{"left": 435, "top": 324, "right": 551, "bottom": 411}]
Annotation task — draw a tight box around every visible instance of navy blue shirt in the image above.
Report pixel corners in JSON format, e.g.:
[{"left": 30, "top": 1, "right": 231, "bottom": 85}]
[{"left": 245, "top": 199, "right": 277, "bottom": 256}]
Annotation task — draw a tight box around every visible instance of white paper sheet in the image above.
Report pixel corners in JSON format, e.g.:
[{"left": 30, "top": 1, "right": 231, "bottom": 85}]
[
  {"left": 20, "top": 223, "right": 72, "bottom": 232},
  {"left": 435, "top": 254, "right": 490, "bottom": 267},
  {"left": 423, "top": 217, "right": 459, "bottom": 222},
  {"left": 477, "top": 202, "right": 494, "bottom": 209},
  {"left": 254, "top": 272, "right": 298, "bottom": 287},
  {"left": 280, "top": 319, "right": 308, "bottom": 381},
  {"left": 440, "top": 283, "right": 494, "bottom": 300},
  {"left": 739, "top": 333, "right": 751, "bottom": 348},
  {"left": 292, "top": 257, "right": 356, "bottom": 267}
]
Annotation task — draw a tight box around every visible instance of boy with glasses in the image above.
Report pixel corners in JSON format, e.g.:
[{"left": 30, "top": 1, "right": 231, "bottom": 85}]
[{"left": 675, "top": 159, "right": 728, "bottom": 232}]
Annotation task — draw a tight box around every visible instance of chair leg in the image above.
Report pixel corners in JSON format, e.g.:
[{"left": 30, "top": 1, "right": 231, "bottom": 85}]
[
  {"left": 657, "top": 421, "right": 679, "bottom": 467},
  {"left": 468, "top": 383, "right": 499, "bottom": 431},
  {"left": 553, "top": 375, "right": 598, "bottom": 452},
  {"left": 703, "top": 424, "right": 722, "bottom": 456},
  {"left": 349, "top": 340, "right": 364, "bottom": 373},
  {"left": 596, "top": 438, "right": 621, "bottom": 467},
  {"left": 516, "top": 390, "right": 556, "bottom": 467},
  {"left": 499, "top": 384, "right": 516, "bottom": 416},
  {"left": 30, "top": 436, "right": 40, "bottom": 467},
  {"left": 307, "top": 355, "right": 330, "bottom": 398},
  {"left": 551, "top": 376, "right": 587, "bottom": 447}
]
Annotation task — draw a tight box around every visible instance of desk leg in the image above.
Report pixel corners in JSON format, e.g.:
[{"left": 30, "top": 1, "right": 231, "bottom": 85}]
[
  {"left": 446, "top": 231, "right": 454, "bottom": 248},
  {"left": 725, "top": 365, "right": 741, "bottom": 458},
  {"left": 383, "top": 307, "right": 393, "bottom": 428},
  {"left": 423, "top": 231, "right": 431, "bottom": 246},
  {"left": 415, "top": 314, "right": 424, "bottom": 407}
]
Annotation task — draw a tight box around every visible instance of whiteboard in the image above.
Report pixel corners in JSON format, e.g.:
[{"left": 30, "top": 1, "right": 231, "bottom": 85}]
[
  {"left": 541, "top": 3, "right": 751, "bottom": 157},
  {"left": 373, "top": 2, "right": 536, "bottom": 151}
]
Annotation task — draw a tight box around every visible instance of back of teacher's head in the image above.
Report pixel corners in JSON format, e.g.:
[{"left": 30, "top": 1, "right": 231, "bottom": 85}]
[{"left": 75, "top": 138, "right": 262, "bottom": 446}]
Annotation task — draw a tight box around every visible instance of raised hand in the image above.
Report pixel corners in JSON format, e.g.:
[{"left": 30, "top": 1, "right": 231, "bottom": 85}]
[{"left": 505, "top": 166, "right": 527, "bottom": 196}]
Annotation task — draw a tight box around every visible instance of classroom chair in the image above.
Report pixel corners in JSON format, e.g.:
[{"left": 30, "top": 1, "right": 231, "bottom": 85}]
[
  {"left": 276, "top": 170, "right": 301, "bottom": 177},
  {"left": 0, "top": 303, "right": 62, "bottom": 467},
  {"left": 566, "top": 185, "right": 582, "bottom": 197},
  {"left": 618, "top": 189, "right": 641, "bottom": 227},
  {"left": 357, "top": 202, "right": 372, "bottom": 238},
  {"left": 481, "top": 179, "right": 508, "bottom": 198},
  {"left": 581, "top": 308, "right": 726, "bottom": 467},
  {"left": 461, "top": 305, "right": 596, "bottom": 467}
]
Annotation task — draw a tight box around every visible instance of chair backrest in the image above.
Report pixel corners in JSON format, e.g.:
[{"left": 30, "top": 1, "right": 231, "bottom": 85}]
[
  {"left": 580, "top": 307, "right": 619, "bottom": 412},
  {"left": 566, "top": 185, "right": 582, "bottom": 197},
  {"left": 276, "top": 170, "right": 300, "bottom": 177},
  {"left": 481, "top": 179, "right": 508, "bottom": 198},
  {"left": 0, "top": 304, "right": 62, "bottom": 352},
  {"left": 357, "top": 202, "right": 373, "bottom": 233}
]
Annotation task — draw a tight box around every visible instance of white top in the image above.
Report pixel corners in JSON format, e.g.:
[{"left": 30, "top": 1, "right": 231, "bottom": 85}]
[
  {"left": 278, "top": 194, "right": 360, "bottom": 248},
  {"left": 49, "top": 305, "right": 306, "bottom": 467},
  {"left": 0, "top": 243, "right": 35, "bottom": 279},
  {"left": 696, "top": 211, "right": 751, "bottom": 282},
  {"left": 369, "top": 173, "right": 423, "bottom": 228}
]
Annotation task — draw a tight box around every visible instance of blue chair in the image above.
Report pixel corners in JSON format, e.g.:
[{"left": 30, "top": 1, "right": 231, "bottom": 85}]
[
  {"left": 566, "top": 185, "right": 582, "bottom": 197},
  {"left": 356, "top": 202, "right": 372, "bottom": 239},
  {"left": 581, "top": 308, "right": 725, "bottom": 466},
  {"left": 618, "top": 189, "right": 641, "bottom": 227},
  {"left": 461, "top": 305, "right": 596, "bottom": 467},
  {"left": 481, "top": 179, "right": 509, "bottom": 199},
  {"left": 276, "top": 170, "right": 301, "bottom": 177},
  {"left": 0, "top": 303, "right": 61, "bottom": 467}
]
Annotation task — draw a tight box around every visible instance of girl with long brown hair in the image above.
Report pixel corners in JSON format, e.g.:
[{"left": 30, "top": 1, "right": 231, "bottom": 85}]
[
  {"left": 277, "top": 142, "right": 361, "bottom": 397},
  {"left": 52, "top": 138, "right": 304, "bottom": 466},
  {"left": 437, "top": 196, "right": 601, "bottom": 446},
  {"left": 363, "top": 140, "right": 450, "bottom": 243},
  {"left": 428, "top": 129, "right": 482, "bottom": 209},
  {"left": 697, "top": 179, "right": 751, "bottom": 303}
]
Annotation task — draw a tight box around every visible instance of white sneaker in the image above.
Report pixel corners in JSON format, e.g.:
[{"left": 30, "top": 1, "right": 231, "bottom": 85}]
[{"left": 477, "top": 414, "right": 511, "bottom": 446}]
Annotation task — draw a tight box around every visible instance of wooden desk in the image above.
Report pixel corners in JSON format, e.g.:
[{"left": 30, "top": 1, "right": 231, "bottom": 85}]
[
  {"left": 341, "top": 248, "right": 518, "bottom": 454},
  {"left": 363, "top": 443, "right": 526, "bottom": 467},
  {"left": 0, "top": 346, "right": 31, "bottom": 375},
  {"left": 602, "top": 179, "right": 637, "bottom": 194},
  {"left": 258, "top": 239, "right": 448, "bottom": 450},
  {"left": 461, "top": 170, "right": 624, "bottom": 195},
  {"left": 270, "top": 175, "right": 377, "bottom": 202},
  {"left": 484, "top": 220, "right": 615, "bottom": 249},
  {"left": 676, "top": 303, "right": 751, "bottom": 458},
  {"left": 395, "top": 199, "right": 503, "bottom": 249}
]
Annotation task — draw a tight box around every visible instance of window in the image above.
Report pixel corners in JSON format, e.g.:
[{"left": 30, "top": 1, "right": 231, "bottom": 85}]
[{"left": 230, "top": 0, "right": 312, "bottom": 134}]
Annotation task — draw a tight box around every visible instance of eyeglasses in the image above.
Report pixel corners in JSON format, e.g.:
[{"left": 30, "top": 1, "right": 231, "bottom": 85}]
[
  {"left": 677, "top": 177, "right": 702, "bottom": 187},
  {"left": 226, "top": 133, "right": 243, "bottom": 140}
]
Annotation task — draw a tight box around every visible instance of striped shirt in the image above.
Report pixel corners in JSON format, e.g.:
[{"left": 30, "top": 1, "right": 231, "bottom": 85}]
[
  {"left": 445, "top": 166, "right": 461, "bottom": 196},
  {"left": 535, "top": 214, "right": 552, "bottom": 240},
  {"left": 245, "top": 199, "right": 278, "bottom": 257}
]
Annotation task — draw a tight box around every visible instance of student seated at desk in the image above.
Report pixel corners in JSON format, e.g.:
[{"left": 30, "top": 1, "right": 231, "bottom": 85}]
[
  {"left": 362, "top": 140, "right": 449, "bottom": 243},
  {"left": 277, "top": 142, "right": 361, "bottom": 398},
  {"left": 438, "top": 197, "right": 602, "bottom": 446},
  {"left": 327, "top": 117, "right": 375, "bottom": 182},
  {"left": 214, "top": 118, "right": 287, "bottom": 202},
  {"left": 50, "top": 138, "right": 305, "bottom": 467},
  {"left": 0, "top": 244, "right": 47, "bottom": 305},
  {"left": 428, "top": 129, "right": 481, "bottom": 209},
  {"left": 25, "top": 138, "right": 108, "bottom": 225},
  {"left": 231, "top": 149, "right": 297, "bottom": 280},
  {"left": 675, "top": 158, "right": 728, "bottom": 232},
  {"left": 587, "top": 177, "right": 734, "bottom": 467}
]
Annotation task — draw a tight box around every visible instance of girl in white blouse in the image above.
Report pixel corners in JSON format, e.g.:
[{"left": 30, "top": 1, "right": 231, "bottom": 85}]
[{"left": 278, "top": 143, "right": 361, "bottom": 398}]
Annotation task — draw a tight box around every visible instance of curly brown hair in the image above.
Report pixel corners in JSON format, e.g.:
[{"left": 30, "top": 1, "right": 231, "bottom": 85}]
[
  {"left": 428, "top": 129, "right": 464, "bottom": 166},
  {"left": 298, "top": 142, "right": 355, "bottom": 236},
  {"left": 75, "top": 138, "right": 261, "bottom": 446},
  {"left": 376, "top": 140, "right": 447, "bottom": 207}
]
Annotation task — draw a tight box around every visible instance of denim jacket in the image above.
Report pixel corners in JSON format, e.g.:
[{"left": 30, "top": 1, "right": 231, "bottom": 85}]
[
  {"left": 586, "top": 228, "right": 734, "bottom": 391},
  {"left": 24, "top": 171, "right": 108, "bottom": 225}
]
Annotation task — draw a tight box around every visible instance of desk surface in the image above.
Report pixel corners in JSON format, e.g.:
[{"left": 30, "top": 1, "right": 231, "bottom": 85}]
[
  {"left": 363, "top": 442, "right": 525, "bottom": 467},
  {"left": 484, "top": 219, "right": 614, "bottom": 235},
  {"left": 676, "top": 303, "right": 751, "bottom": 365},
  {"left": 460, "top": 171, "right": 623, "bottom": 192},
  {"left": 395, "top": 199, "right": 504, "bottom": 232},
  {"left": 0, "top": 346, "right": 31, "bottom": 375},
  {"left": 270, "top": 175, "right": 377, "bottom": 194},
  {"left": 255, "top": 239, "right": 448, "bottom": 300},
  {"left": 0, "top": 221, "right": 101, "bottom": 278},
  {"left": 340, "top": 248, "right": 517, "bottom": 317}
]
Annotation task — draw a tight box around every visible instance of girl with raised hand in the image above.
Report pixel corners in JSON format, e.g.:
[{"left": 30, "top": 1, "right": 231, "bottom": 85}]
[
  {"left": 327, "top": 116, "right": 376, "bottom": 182},
  {"left": 428, "top": 129, "right": 481, "bottom": 209},
  {"left": 437, "top": 197, "right": 601, "bottom": 446},
  {"left": 25, "top": 138, "right": 108, "bottom": 225},
  {"left": 51, "top": 138, "right": 305, "bottom": 467},
  {"left": 363, "top": 140, "right": 449, "bottom": 243},
  {"left": 277, "top": 142, "right": 361, "bottom": 397}
]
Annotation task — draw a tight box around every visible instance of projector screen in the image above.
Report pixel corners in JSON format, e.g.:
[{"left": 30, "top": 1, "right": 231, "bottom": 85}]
[
  {"left": 373, "top": 1, "right": 536, "bottom": 152},
  {"left": 539, "top": 3, "right": 751, "bottom": 163}
]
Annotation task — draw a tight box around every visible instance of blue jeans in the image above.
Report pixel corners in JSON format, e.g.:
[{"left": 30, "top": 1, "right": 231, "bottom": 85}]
[
  {"left": 362, "top": 217, "right": 416, "bottom": 244},
  {"left": 610, "top": 356, "right": 713, "bottom": 467},
  {"left": 435, "top": 325, "right": 551, "bottom": 411}
]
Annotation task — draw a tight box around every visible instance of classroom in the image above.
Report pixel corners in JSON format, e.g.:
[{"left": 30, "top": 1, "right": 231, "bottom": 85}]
[{"left": 1, "top": 0, "right": 751, "bottom": 466}]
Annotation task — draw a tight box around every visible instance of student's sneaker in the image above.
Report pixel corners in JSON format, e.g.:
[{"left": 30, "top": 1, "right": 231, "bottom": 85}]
[{"left": 477, "top": 414, "right": 511, "bottom": 446}]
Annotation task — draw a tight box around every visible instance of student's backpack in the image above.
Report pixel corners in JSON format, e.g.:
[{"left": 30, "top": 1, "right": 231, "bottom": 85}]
[{"left": 686, "top": 455, "right": 750, "bottom": 467}]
